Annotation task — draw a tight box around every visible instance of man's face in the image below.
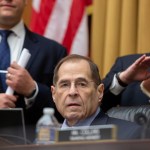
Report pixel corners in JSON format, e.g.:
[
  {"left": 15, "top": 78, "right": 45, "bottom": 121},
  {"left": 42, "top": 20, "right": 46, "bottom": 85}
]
[
  {"left": 51, "top": 60, "right": 104, "bottom": 126},
  {"left": 0, "top": 0, "right": 27, "bottom": 28}
]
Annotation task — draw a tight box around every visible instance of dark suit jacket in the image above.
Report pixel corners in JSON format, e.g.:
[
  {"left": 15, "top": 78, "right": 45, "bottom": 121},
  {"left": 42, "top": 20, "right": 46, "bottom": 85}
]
[
  {"left": 14, "top": 27, "right": 67, "bottom": 124},
  {"left": 101, "top": 53, "right": 150, "bottom": 112},
  {"left": 91, "top": 110, "right": 142, "bottom": 140}
]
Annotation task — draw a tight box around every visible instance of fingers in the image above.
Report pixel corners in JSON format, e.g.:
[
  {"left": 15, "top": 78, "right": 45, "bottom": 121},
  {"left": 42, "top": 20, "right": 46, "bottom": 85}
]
[
  {"left": 7, "top": 62, "right": 21, "bottom": 77},
  {"left": 0, "top": 94, "right": 17, "bottom": 108},
  {"left": 134, "top": 54, "right": 146, "bottom": 66},
  {"left": 8, "top": 95, "right": 17, "bottom": 108},
  {"left": 6, "top": 100, "right": 16, "bottom": 108},
  {"left": 6, "top": 73, "right": 14, "bottom": 81},
  {"left": 7, "top": 73, "right": 11, "bottom": 80},
  {"left": 143, "top": 57, "right": 150, "bottom": 66},
  {"left": 9, "top": 61, "right": 21, "bottom": 70},
  {"left": 133, "top": 55, "right": 150, "bottom": 71}
]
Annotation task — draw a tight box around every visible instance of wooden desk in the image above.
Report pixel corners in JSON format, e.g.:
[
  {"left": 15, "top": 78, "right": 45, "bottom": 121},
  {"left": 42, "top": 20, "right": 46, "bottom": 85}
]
[{"left": 0, "top": 139, "right": 150, "bottom": 150}]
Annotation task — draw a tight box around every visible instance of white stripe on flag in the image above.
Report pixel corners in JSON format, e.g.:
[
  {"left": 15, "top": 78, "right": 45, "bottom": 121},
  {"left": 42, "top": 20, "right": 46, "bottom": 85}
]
[
  {"left": 70, "top": 12, "right": 89, "bottom": 56},
  {"left": 44, "top": 0, "right": 73, "bottom": 43},
  {"left": 32, "top": 0, "right": 41, "bottom": 12}
]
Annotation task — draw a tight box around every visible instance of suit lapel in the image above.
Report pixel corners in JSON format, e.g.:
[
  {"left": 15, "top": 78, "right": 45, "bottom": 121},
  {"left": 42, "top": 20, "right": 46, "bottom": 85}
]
[
  {"left": 91, "top": 110, "right": 109, "bottom": 126},
  {"left": 22, "top": 27, "right": 40, "bottom": 70}
]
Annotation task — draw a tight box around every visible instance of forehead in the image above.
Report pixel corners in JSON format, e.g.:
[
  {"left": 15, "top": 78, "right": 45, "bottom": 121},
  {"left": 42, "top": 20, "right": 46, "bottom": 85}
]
[{"left": 57, "top": 60, "right": 92, "bottom": 80}]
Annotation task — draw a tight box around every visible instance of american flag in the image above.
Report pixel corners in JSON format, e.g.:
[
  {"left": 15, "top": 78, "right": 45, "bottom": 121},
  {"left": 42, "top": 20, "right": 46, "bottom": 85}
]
[{"left": 30, "top": 0, "right": 92, "bottom": 56}]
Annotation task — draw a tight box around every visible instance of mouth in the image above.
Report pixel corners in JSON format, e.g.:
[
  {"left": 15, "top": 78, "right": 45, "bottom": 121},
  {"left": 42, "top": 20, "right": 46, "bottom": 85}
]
[
  {"left": 0, "top": 4, "right": 15, "bottom": 9},
  {"left": 67, "top": 103, "right": 80, "bottom": 107}
]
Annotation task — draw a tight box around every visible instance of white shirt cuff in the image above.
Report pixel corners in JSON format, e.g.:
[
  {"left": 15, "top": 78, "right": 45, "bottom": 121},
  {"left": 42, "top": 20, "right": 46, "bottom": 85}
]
[
  {"left": 140, "top": 81, "right": 150, "bottom": 98},
  {"left": 24, "top": 81, "right": 39, "bottom": 108},
  {"left": 109, "top": 74, "right": 126, "bottom": 95}
]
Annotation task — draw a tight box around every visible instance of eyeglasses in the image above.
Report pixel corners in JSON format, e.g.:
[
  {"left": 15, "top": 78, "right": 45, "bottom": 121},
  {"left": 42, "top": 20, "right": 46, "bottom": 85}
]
[{"left": 56, "top": 79, "right": 96, "bottom": 91}]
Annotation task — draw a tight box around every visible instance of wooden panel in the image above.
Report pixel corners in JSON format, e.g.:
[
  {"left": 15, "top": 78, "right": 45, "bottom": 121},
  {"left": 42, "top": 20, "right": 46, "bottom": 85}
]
[{"left": 0, "top": 140, "right": 150, "bottom": 150}]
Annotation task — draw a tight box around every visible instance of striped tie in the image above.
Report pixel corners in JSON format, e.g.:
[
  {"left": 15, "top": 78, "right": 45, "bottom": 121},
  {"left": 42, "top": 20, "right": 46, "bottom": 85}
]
[{"left": 0, "top": 30, "right": 12, "bottom": 92}]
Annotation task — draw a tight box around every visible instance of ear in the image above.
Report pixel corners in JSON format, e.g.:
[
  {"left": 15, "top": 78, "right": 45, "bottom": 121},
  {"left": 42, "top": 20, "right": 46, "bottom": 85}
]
[
  {"left": 97, "top": 84, "right": 104, "bottom": 102},
  {"left": 51, "top": 86, "right": 56, "bottom": 103}
]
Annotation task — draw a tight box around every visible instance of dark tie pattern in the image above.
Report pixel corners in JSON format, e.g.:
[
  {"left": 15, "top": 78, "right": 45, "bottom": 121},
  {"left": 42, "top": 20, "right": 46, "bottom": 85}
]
[{"left": 0, "top": 30, "right": 12, "bottom": 92}]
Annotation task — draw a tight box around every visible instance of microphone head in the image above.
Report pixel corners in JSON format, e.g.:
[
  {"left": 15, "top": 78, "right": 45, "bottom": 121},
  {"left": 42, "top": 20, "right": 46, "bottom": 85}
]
[{"left": 134, "top": 112, "right": 148, "bottom": 126}]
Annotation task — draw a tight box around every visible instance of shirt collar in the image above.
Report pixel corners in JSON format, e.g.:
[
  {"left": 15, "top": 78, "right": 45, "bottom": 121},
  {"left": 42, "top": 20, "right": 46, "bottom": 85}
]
[
  {"left": 10, "top": 20, "right": 25, "bottom": 38},
  {"left": 61, "top": 107, "right": 100, "bottom": 130}
]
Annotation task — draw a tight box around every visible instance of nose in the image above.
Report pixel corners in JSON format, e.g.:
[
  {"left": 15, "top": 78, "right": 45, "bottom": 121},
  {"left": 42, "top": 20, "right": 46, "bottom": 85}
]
[{"left": 68, "top": 82, "right": 78, "bottom": 96}]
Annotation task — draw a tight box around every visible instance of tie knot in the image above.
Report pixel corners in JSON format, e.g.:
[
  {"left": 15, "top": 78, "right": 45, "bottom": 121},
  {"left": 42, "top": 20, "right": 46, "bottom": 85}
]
[{"left": 0, "top": 30, "right": 12, "bottom": 39}]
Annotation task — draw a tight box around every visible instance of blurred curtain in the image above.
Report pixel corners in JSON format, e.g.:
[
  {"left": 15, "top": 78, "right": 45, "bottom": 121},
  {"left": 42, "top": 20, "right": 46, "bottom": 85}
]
[
  {"left": 23, "top": 0, "right": 32, "bottom": 26},
  {"left": 91, "top": 0, "right": 150, "bottom": 78}
]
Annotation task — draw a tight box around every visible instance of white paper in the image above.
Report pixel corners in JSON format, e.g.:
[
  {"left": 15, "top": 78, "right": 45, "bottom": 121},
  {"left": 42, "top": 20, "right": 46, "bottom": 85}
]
[{"left": 5, "top": 48, "right": 31, "bottom": 95}]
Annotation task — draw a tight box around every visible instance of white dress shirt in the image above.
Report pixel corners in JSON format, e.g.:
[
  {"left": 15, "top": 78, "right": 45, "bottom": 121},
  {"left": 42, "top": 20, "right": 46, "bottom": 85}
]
[
  {"left": 109, "top": 74, "right": 125, "bottom": 95},
  {"left": 140, "top": 82, "right": 150, "bottom": 98},
  {"left": 8, "top": 20, "right": 25, "bottom": 63}
]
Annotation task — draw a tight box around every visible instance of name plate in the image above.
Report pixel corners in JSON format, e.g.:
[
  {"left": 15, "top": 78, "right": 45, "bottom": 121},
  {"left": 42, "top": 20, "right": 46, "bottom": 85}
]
[{"left": 56, "top": 125, "right": 117, "bottom": 142}]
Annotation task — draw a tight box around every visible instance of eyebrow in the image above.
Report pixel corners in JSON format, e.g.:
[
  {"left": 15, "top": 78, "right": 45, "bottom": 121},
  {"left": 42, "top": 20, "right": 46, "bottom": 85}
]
[
  {"left": 76, "top": 78, "right": 90, "bottom": 82},
  {"left": 58, "top": 77, "right": 92, "bottom": 84}
]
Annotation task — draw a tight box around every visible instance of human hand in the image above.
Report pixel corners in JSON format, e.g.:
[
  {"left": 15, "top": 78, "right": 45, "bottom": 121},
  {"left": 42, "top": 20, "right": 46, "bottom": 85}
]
[
  {"left": 6, "top": 62, "right": 36, "bottom": 97},
  {"left": 119, "top": 54, "right": 150, "bottom": 84},
  {"left": 0, "top": 93, "right": 17, "bottom": 108}
]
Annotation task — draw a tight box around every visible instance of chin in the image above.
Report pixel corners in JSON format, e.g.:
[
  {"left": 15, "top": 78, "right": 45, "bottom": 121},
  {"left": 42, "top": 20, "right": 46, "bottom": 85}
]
[
  {"left": 1, "top": 10, "right": 14, "bottom": 15},
  {"left": 66, "top": 112, "right": 81, "bottom": 121}
]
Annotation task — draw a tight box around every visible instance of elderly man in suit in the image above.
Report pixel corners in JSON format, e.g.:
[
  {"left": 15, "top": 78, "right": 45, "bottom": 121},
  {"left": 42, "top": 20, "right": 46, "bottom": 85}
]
[
  {"left": 51, "top": 54, "right": 142, "bottom": 140},
  {"left": 101, "top": 54, "right": 150, "bottom": 112},
  {"left": 0, "top": 0, "right": 67, "bottom": 124}
]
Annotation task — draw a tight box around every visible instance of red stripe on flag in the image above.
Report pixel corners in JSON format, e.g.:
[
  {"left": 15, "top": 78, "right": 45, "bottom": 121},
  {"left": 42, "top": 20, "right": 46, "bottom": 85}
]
[
  {"left": 30, "top": 0, "right": 56, "bottom": 35},
  {"left": 62, "top": 0, "right": 86, "bottom": 53},
  {"left": 30, "top": 8, "right": 38, "bottom": 31},
  {"left": 86, "top": 0, "right": 93, "bottom": 6}
]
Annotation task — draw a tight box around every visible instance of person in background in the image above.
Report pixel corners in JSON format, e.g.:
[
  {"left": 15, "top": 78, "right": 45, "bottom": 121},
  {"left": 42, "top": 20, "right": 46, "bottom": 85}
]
[
  {"left": 51, "top": 54, "right": 142, "bottom": 140},
  {"left": 0, "top": 0, "right": 67, "bottom": 125},
  {"left": 101, "top": 54, "right": 150, "bottom": 112}
]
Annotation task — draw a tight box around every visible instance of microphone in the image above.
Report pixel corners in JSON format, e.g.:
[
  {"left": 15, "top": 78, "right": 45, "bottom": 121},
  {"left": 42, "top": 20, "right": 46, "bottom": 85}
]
[
  {"left": 134, "top": 112, "right": 150, "bottom": 139},
  {"left": 134, "top": 112, "right": 147, "bottom": 125}
]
